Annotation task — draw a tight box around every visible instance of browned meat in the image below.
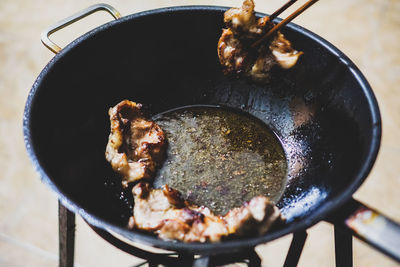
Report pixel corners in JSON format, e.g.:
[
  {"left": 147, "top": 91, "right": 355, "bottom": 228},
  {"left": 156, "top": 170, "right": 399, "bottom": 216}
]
[
  {"left": 105, "top": 100, "right": 166, "bottom": 187},
  {"left": 224, "top": 196, "right": 283, "bottom": 235},
  {"left": 223, "top": 0, "right": 272, "bottom": 40},
  {"left": 269, "top": 32, "right": 303, "bottom": 69},
  {"left": 218, "top": 28, "right": 250, "bottom": 75},
  {"left": 218, "top": 0, "right": 303, "bottom": 81},
  {"left": 129, "top": 182, "right": 284, "bottom": 242}
]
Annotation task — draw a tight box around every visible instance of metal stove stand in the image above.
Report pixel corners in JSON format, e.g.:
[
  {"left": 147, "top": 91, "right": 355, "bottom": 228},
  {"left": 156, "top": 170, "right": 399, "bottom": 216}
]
[{"left": 58, "top": 202, "right": 353, "bottom": 267}]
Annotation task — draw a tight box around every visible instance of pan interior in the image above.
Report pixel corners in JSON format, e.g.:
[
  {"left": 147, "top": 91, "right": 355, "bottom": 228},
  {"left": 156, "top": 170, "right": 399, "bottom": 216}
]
[
  {"left": 152, "top": 105, "right": 287, "bottom": 215},
  {"left": 25, "top": 7, "right": 380, "bottom": 252}
]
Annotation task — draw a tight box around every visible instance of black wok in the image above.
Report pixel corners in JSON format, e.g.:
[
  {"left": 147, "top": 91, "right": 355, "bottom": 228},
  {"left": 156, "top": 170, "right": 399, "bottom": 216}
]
[{"left": 23, "top": 4, "right": 400, "bottom": 261}]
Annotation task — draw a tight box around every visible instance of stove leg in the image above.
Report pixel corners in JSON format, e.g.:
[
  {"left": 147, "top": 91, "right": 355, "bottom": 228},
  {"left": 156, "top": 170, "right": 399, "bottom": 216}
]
[
  {"left": 192, "top": 256, "right": 210, "bottom": 267},
  {"left": 192, "top": 248, "right": 260, "bottom": 267},
  {"left": 334, "top": 225, "right": 352, "bottom": 267},
  {"left": 178, "top": 253, "right": 194, "bottom": 266},
  {"left": 147, "top": 261, "right": 158, "bottom": 267},
  {"left": 247, "top": 249, "right": 262, "bottom": 267},
  {"left": 59, "top": 201, "right": 75, "bottom": 267},
  {"left": 284, "top": 230, "right": 308, "bottom": 267}
]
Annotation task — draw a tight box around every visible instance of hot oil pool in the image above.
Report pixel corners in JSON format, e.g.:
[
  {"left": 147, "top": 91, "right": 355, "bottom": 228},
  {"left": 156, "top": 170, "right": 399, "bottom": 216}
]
[{"left": 153, "top": 106, "right": 288, "bottom": 215}]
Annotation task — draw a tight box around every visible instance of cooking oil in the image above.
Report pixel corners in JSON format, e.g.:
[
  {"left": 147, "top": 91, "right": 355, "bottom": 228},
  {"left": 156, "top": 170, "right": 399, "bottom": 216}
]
[{"left": 153, "top": 106, "right": 287, "bottom": 215}]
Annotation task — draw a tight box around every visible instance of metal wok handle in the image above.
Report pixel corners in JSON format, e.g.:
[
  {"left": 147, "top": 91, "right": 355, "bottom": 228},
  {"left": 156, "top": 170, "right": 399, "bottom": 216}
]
[
  {"left": 327, "top": 198, "right": 400, "bottom": 262},
  {"left": 41, "top": 3, "right": 121, "bottom": 54}
]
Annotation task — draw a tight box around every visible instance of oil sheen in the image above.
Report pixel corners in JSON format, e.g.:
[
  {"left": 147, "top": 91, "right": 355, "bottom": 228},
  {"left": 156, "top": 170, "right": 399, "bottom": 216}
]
[{"left": 153, "top": 106, "right": 287, "bottom": 215}]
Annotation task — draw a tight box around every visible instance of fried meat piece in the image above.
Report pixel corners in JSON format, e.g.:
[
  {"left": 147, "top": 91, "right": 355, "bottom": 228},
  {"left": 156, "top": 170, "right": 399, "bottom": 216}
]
[
  {"left": 218, "top": 0, "right": 303, "bottom": 81},
  {"left": 105, "top": 100, "right": 166, "bottom": 187},
  {"left": 224, "top": 196, "right": 283, "bottom": 235},
  {"left": 223, "top": 0, "right": 272, "bottom": 40},
  {"left": 270, "top": 32, "right": 303, "bottom": 69},
  {"left": 218, "top": 28, "right": 250, "bottom": 75},
  {"left": 129, "top": 182, "right": 284, "bottom": 242}
]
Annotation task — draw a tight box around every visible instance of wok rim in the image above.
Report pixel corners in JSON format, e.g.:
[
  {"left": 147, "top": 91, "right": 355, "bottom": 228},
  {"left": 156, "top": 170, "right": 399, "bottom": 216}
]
[{"left": 23, "top": 5, "right": 381, "bottom": 253}]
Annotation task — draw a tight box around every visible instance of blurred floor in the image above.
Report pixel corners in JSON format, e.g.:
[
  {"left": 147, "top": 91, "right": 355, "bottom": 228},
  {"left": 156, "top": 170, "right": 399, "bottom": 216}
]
[{"left": 0, "top": 0, "right": 399, "bottom": 266}]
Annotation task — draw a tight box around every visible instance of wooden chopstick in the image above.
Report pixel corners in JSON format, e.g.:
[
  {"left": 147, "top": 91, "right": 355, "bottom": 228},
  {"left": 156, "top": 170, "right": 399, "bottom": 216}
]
[
  {"left": 269, "top": 0, "right": 298, "bottom": 21},
  {"left": 252, "top": 0, "right": 319, "bottom": 48}
]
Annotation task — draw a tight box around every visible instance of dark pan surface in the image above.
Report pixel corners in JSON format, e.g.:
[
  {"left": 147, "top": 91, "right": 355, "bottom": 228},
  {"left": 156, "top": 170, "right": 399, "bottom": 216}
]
[{"left": 23, "top": 6, "right": 381, "bottom": 253}]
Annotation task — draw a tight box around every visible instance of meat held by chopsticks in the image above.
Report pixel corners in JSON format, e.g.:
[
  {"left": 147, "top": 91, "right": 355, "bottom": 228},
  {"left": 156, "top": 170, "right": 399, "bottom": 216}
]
[
  {"left": 105, "top": 100, "right": 166, "bottom": 187},
  {"left": 218, "top": 0, "right": 303, "bottom": 82},
  {"left": 223, "top": 0, "right": 272, "bottom": 40},
  {"left": 129, "top": 182, "right": 284, "bottom": 242}
]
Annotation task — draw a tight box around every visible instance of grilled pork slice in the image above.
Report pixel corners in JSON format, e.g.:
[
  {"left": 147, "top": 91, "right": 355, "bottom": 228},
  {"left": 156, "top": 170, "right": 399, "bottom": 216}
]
[
  {"left": 129, "top": 182, "right": 284, "bottom": 242},
  {"left": 218, "top": 0, "right": 303, "bottom": 81},
  {"left": 105, "top": 100, "right": 166, "bottom": 187}
]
